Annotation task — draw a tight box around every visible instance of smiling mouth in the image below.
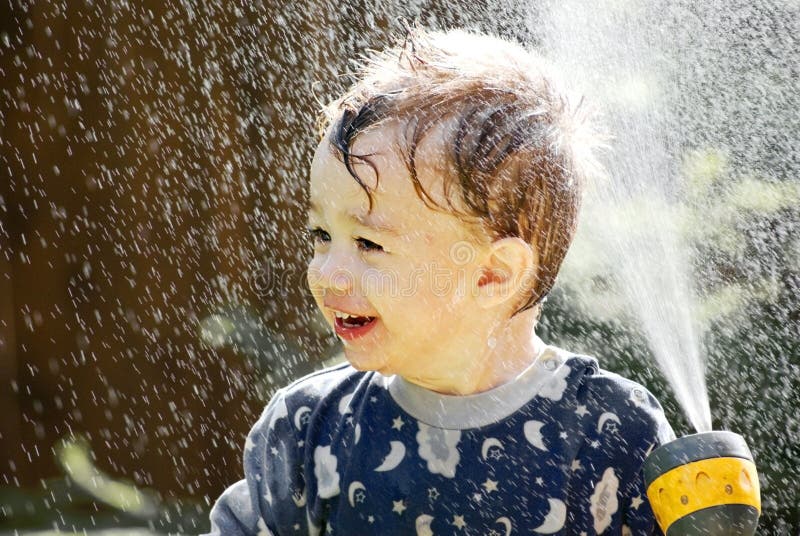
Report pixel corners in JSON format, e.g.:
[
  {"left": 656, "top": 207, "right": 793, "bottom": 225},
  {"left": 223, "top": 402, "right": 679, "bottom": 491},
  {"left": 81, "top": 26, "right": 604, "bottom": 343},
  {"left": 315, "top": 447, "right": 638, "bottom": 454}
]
[
  {"left": 335, "top": 315, "right": 376, "bottom": 329},
  {"left": 333, "top": 314, "right": 378, "bottom": 340}
]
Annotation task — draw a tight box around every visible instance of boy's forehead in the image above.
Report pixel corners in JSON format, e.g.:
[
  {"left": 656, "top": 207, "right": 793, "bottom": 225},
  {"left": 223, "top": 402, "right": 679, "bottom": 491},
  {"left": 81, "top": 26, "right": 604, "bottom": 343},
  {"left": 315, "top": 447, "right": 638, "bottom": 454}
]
[
  {"left": 309, "top": 119, "right": 484, "bottom": 237},
  {"left": 312, "top": 121, "right": 445, "bottom": 196},
  {"left": 351, "top": 120, "right": 453, "bottom": 168}
]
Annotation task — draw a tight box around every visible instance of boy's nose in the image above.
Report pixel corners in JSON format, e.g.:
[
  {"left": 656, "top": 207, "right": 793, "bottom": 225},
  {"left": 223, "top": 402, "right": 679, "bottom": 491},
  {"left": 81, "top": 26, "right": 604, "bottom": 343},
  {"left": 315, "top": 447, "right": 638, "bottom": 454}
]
[
  {"left": 309, "top": 255, "right": 357, "bottom": 294},
  {"left": 325, "top": 266, "right": 356, "bottom": 294}
]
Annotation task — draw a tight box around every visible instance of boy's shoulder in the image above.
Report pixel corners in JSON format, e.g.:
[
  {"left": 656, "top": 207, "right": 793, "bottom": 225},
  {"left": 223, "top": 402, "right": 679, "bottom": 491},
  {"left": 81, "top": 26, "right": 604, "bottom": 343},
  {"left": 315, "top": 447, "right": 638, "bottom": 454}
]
[
  {"left": 269, "top": 360, "right": 369, "bottom": 411},
  {"left": 246, "top": 361, "right": 369, "bottom": 441},
  {"left": 563, "top": 348, "right": 675, "bottom": 444},
  {"left": 549, "top": 344, "right": 659, "bottom": 404}
]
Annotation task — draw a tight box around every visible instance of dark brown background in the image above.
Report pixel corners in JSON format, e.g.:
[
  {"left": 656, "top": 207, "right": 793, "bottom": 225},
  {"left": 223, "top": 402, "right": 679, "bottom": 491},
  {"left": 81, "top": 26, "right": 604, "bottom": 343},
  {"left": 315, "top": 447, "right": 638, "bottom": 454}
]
[
  {"left": 0, "top": 1, "right": 344, "bottom": 502},
  {"left": 0, "top": 1, "right": 530, "bottom": 506}
]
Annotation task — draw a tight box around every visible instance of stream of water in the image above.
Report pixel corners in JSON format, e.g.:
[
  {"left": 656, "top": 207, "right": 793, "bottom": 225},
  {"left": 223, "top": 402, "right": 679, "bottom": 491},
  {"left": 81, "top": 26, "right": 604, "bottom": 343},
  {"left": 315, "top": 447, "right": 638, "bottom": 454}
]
[{"left": 540, "top": 0, "right": 713, "bottom": 432}]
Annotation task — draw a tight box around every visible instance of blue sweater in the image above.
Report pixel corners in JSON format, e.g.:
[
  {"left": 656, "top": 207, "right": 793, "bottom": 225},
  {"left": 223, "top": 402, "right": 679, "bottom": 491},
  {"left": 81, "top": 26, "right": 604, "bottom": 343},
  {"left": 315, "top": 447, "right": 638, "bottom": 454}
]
[{"left": 207, "top": 345, "right": 674, "bottom": 535}]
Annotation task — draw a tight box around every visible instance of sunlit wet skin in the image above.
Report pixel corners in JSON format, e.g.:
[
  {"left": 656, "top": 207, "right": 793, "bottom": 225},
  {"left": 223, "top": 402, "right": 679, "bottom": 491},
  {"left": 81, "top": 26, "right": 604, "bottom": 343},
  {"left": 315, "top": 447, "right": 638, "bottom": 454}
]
[{"left": 306, "top": 120, "right": 543, "bottom": 396}]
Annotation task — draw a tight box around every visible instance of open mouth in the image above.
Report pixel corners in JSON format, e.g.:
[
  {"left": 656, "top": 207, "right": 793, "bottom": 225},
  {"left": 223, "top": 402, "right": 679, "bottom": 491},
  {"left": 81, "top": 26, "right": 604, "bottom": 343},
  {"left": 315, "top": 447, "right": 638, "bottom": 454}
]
[
  {"left": 335, "top": 315, "right": 376, "bottom": 329},
  {"left": 334, "top": 315, "right": 378, "bottom": 341}
]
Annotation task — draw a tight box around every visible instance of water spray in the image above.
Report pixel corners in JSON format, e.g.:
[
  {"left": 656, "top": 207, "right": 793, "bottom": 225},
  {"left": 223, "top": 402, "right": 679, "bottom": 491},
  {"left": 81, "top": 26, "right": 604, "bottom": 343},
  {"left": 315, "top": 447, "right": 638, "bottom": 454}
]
[
  {"left": 541, "top": 3, "right": 767, "bottom": 533},
  {"left": 643, "top": 431, "right": 761, "bottom": 535}
]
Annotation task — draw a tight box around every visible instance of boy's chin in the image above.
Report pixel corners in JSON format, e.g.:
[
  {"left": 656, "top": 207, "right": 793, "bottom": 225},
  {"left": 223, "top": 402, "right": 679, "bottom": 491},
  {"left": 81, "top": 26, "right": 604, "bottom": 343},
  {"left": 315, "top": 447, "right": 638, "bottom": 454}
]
[{"left": 343, "top": 349, "right": 391, "bottom": 374}]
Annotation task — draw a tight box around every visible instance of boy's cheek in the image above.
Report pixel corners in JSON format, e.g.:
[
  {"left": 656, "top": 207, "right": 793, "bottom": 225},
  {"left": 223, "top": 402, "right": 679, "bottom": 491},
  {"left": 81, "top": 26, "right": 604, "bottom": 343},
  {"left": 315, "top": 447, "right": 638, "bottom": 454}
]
[
  {"left": 306, "top": 267, "right": 321, "bottom": 290},
  {"left": 306, "top": 256, "right": 331, "bottom": 288},
  {"left": 306, "top": 265, "right": 326, "bottom": 301},
  {"left": 361, "top": 266, "right": 415, "bottom": 301}
]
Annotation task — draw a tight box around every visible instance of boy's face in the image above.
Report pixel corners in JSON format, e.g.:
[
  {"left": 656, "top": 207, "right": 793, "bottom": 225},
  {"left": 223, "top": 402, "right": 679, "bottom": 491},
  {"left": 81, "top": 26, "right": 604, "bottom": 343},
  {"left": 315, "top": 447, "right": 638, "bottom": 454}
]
[{"left": 307, "top": 123, "right": 493, "bottom": 386}]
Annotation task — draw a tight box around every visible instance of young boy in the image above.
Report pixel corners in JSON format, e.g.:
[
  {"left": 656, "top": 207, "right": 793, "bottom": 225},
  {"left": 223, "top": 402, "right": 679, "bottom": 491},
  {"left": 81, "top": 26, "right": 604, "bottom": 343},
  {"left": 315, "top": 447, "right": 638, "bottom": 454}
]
[{"left": 207, "top": 27, "right": 674, "bottom": 535}]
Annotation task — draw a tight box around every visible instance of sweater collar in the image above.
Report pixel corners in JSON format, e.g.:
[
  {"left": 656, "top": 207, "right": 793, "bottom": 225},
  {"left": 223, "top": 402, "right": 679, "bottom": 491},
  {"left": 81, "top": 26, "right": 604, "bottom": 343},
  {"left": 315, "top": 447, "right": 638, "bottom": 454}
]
[{"left": 382, "top": 341, "right": 575, "bottom": 429}]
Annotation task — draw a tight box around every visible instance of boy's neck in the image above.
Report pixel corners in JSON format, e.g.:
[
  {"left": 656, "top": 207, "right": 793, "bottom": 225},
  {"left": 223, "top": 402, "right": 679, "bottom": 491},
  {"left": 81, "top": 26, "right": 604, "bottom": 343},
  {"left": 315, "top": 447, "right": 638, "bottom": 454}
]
[{"left": 406, "top": 308, "right": 543, "bottom": 396}]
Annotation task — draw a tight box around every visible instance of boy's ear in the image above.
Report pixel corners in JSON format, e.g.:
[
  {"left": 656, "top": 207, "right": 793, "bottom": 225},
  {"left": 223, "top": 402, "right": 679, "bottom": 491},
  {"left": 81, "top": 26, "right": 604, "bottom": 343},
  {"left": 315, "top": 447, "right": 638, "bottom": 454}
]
[{"left": 475, "top": 237, "right": 538, "bottom": 310}]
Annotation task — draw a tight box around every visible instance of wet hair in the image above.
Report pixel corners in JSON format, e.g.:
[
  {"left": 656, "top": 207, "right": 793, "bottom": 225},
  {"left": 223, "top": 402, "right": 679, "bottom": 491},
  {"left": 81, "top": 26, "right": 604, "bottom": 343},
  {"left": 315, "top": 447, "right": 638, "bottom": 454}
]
[{"left": 319, "top": 27, "right": 606, "bottom": 315}]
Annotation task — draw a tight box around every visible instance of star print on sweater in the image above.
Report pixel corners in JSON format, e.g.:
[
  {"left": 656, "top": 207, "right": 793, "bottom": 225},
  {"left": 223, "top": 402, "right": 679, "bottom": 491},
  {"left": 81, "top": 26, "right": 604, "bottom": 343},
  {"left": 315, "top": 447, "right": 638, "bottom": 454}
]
[{"left": 206, "top": 345, "right": 674, "bottom": 535}]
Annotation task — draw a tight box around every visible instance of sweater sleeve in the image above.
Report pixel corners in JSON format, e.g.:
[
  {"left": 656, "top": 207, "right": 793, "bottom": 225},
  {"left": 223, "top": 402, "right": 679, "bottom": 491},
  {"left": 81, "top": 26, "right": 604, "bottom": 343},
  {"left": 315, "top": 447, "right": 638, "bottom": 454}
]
[
  {"left": 207, "top": 478, "right": 272, "bottom": 536},
  {"left": 619, "top": 386, "right": 675, "bottom": 535},
  {"left": 206, "top": 389, "right": 305, "bottom": 536}
]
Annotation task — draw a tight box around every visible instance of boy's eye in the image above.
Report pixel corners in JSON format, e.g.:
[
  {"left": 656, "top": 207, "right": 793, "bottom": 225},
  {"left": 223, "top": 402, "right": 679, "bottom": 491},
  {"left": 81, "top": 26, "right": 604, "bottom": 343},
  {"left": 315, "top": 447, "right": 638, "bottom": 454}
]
[
  {"left": 307, "top": 227, "right": 331, "bottom": 244},
  {"left": 306, "top": 229, "right": 382, "bottom": 253},
  {"left": 355, "top": 237, "right": 384, "bottom": 252}
]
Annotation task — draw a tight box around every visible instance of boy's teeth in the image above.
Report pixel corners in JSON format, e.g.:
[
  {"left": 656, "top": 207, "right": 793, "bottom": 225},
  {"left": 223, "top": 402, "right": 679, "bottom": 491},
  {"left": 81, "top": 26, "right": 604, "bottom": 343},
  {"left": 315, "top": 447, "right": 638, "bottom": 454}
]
[{"left": 336, "top": 312, "right": 366, "bottom": 320}]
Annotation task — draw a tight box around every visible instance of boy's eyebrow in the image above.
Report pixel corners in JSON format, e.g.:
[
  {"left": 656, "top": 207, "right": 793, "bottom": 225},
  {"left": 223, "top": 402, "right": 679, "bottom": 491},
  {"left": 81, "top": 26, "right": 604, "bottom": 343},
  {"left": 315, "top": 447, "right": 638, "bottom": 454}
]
[{"left": 308, "top": 201, "right": 401, "bottom": 236}]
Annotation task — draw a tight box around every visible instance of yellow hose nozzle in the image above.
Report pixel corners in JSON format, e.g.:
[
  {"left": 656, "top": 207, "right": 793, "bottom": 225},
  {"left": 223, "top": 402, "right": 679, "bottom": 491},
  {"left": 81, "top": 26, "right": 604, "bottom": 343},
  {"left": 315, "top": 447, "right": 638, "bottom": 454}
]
[{"left": 643, "top": 431, "right": 761, "bottom": 535}]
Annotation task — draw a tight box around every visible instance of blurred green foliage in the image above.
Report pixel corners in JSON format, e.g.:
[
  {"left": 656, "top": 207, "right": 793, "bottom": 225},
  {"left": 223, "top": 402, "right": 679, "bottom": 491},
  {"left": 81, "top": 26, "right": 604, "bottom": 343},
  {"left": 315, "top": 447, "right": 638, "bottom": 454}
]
[
  {"left": 546, "top": 147, "right": 800, "bottom": 532},
  {"left": 0, "top": 437, "right": 207, "bottom": 534}
]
